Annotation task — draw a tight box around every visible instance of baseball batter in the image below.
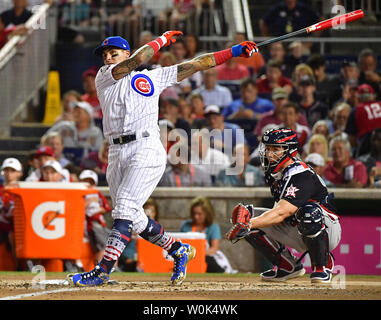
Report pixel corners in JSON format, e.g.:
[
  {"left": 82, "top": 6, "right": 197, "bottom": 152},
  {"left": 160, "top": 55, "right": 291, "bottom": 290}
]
[
  {"left": 70, "top": 31, "right": 259, "bottom": 286},
  {"left": 226, "top": 128, "right": 341, "bottom": 284}
]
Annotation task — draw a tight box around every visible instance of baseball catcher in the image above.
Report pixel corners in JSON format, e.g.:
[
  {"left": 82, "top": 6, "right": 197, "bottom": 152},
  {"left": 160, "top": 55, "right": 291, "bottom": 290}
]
[{"left": 226, "top": 128, "right": 341, "bottom": 283}]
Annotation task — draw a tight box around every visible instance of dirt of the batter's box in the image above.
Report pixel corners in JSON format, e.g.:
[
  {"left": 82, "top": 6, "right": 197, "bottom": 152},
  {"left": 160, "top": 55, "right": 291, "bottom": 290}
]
[{"left": 0, "top": 273, "right": 381, "bottom": 300}]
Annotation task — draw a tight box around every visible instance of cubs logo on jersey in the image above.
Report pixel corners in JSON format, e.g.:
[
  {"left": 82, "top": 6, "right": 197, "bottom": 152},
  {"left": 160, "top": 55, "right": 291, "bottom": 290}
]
[{"left": 131, "top": 74, "right": 155, "bottom": 97}]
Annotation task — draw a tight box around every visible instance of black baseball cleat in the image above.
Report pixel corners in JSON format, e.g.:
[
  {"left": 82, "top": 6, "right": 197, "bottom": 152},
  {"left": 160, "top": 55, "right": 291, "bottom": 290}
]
[
  {"left": 310, "top": 252, "right": 335, "bottom": 284},
  {"left": 310, "top": 267, "right": 332, "bottom": 284},
  {"left": 260, "top": 264, "right": 305, "bottom": 282}
]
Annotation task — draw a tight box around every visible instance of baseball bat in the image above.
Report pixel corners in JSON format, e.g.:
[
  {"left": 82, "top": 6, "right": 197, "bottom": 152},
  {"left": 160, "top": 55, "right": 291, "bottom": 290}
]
[{"left": 256, "top": 9, "right": 364, "bottom": 48}]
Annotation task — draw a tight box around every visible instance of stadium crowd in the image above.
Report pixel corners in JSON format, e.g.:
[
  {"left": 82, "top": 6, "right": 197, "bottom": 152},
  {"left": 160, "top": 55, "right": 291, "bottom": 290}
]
[{"left": 1, "top": 0, "right": 381, "bottom": 272}]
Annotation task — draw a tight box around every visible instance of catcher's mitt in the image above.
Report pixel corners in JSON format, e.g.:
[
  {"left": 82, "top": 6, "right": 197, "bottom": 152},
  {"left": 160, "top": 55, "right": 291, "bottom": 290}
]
[
  {"left": 231, "top": 203, "right": 254, "bottom": 224},
  {"left": 225, "top": 222, "right": 251, "bottom": 242}
]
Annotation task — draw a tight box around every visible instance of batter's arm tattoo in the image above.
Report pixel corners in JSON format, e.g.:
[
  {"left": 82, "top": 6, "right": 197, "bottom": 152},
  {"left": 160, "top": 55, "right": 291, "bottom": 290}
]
[
  {"left": 112, "top": 45, "right": 155, "bottom": 80},
  {"left": 177, "top": 53, "right": 217, "bottom": 82}
]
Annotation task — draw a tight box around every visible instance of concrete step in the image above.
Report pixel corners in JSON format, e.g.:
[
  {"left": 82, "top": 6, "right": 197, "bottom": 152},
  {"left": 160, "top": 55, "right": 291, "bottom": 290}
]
[
  {"left": 0, "top": 150, "right": 30, "bottom": 166},
  {"left": 10, "top": 122, "right": 51, "bottom": 138},
  {"left": 0, "top": 137, "right": 41, "bottom": 151}
]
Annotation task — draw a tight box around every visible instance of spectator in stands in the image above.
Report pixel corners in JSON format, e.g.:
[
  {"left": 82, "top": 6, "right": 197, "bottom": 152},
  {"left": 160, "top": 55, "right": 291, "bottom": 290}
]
[
  {"left": 190, "top": 129, "right": 231, "bottom": 184},
  {"left": 188, "top": 93, "right": 206, "bottom": 121},
  {"left": 204, "top": 104, "right": 246, "bottom": 161},
  {"left": 358, "top": 48, "right": 381, "bottom": 99},
  {"left": 233, "top": 32, "right": 265, "bottom": 75},
  {"left": 41, "top": 131, "right": 71, "bottom": 168},
  {"left": 41, "top": 159, "right": 66, "bottom": 183},
  {"left": 345, "top": 84, "right": 381, "bottom": 156},
  {"left": 159, "top": 118, "right": 176, "bottom": 154},
  {"left": 0, "top": 158, "right": 22, "bottom": 269},
  {"left": 323, "top": 135, "right": 368, "bottom": 188},
  {"left": 178, "top": 97, "right": 193, "bottom": 126},
  {"left": 297, "top": 74, "right": 329, "bottom": 127},
  {"left": 281, "top": 102, "right": 310, "bottom": 150},
  {"left": 340, "top": 61, "right": 360, "bottom": 86},
  {"left": 170, "top": 0, "right": 197, "bottom": 31},
  {"left": 55, "top": 90, "right": 82, "bottom": 123},
  {"left": 357, "top": 128, "right": 381, "bottom": 188},
  {"left": 48, "top": 100, "right": 104, "bottom": 151},
  {"left": 180, "top": 196, "right": 235, "bottom": 273},
  {"left": 304, "top": 152, "right": 332, "bottom": 187},
  {"left": 191, "top": 68, "right": 233, "bottom": 109},
  {"left": 156, "top": 52, "right": 180, "bottom": 100},
  {"left": 72, "top": 101, "right": 104, "bottom": 150},
  {"left": 79, "top": 169, "right": 111, "bottom": 266},
  {"left": 184, "top": 33, "right": 204, "bottom": 60},
  {"left": 216, "top": 143, "right": 264, "bottom": 187},
  {"left": 81, "top": 67, "right": 102, "bottom": 120},
  {"left": 260, "top": 0, "right": 320, "bottom": 52},
  {"left": 307, "top": 54, "right": 342, "bottom": 107},
  {"left": 81, "top": 138, "right": 109, "bottom": 179},
  {"left": 216, "top": 45, "right": 251, "bottom": 81},
  {"left": 289, "top": 63, "right": 314, "bottom": 103},
  {"left": 143, "top": 197, "right": 160, "bottom": 222},
  {"left": 311, "top": 120, "right": 330, "bottom": 140},
  {"left": 302, "top": 133, "right": 329, "bottom": 163},
  {"left": 160, "top": 98, "right": 191, "bottom": 140},
  {"left": 25, "top": 145, "right": 55, "bottom": 182},
  {"left": 222, "top": 78, "right": 274, "bottom": 120},
  {"left": 340, "top": 79, "right": 360, "bottom": 109},
  {"left": 0, "top": 12, "right": 27, "bottom": 49},
  {"left": 0, "top": 0, "right": 32, "bottom": 28},
  {"left": 254, "top": 87, "right": 308, "bottom": 137},
  {"left": 159, "top": 140, "right": 212, "bottom": 187},
  {"left": 170, "top": 38, "right": 202, "bottom": 92},
  {"left": 256, "top": 59, "right": 293, "bottom": 100},
  {"left": 328, "top": 102, "right": 351, "bottom": 139}
]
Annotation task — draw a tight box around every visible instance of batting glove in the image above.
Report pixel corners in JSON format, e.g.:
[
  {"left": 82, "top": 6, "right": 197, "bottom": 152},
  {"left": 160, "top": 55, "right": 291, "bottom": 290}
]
[
  {"left": 231, "top": 41, "right": 258, "bottom": 58},
  {"left": 162, "top": 30, "right": 183, "bottom": 47}
]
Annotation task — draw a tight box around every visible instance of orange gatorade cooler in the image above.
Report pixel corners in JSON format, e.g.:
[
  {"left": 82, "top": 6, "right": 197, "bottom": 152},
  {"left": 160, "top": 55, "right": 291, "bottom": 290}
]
[
  {"left": 9, "top": 182, "right": 97, "bottom": 260},
  {"left": 137, "top": 232, "right": 207, "bottom": 273}
]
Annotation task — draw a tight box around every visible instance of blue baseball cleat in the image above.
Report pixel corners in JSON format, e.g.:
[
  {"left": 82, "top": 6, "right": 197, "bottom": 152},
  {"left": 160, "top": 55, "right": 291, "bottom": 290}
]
[
  {"left": 69, "top": 264, "right": 110, "bottom": 287},
  {"left": 170, "top": 243, "right": 196, "bottom": 285}
]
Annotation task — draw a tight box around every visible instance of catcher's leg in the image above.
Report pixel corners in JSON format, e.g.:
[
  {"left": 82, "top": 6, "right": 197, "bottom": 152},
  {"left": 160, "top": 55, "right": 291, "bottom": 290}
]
[
  {"left": 244, "top": 230, "right": 305, "bottom": 282},
  {"left": 296, "top": 203, "right": 334, "bottom": 284}
]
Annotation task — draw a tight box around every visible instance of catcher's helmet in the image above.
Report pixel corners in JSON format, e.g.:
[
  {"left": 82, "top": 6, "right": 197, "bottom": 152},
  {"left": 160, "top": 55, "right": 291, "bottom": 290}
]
[{"left": 259, "top": 127, "right": 299, "bottom": 175}]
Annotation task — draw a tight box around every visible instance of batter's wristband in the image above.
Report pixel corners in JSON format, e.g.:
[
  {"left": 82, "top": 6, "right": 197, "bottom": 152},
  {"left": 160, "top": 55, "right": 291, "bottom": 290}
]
[
  {"left": 213, "top": 48, "right": 233, "bottom": 65},
  {"left": 147, "top": 35, "right": 167, "bottom": 54}
]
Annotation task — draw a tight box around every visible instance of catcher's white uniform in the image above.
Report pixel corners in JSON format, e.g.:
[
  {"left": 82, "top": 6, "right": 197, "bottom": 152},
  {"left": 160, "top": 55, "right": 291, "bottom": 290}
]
[{"left": 95, "top": 64, "right": 179, "bottom": 234}]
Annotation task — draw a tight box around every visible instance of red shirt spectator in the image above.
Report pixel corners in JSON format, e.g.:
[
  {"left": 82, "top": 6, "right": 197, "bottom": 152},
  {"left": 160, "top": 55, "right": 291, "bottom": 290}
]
[
  {"left": 345, "top": 84, "right": 381, "bottom": 140},
  {"left": 216, "top": 59, "right": 250, "bottom": 81},
  {"left": 323, "top": 136, "right": 368, "bottom": 187},
  {"left": 256, "top": 59, "right": 293, "bottom": 100},
  {"left": 81, "top": 67, "right": 102, "bottom": 119}
]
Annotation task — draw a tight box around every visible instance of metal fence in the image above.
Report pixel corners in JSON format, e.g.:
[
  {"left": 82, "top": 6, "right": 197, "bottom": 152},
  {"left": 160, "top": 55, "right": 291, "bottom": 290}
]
[{"left": 0, "top": 4, "right": 57, "bottom": 137}]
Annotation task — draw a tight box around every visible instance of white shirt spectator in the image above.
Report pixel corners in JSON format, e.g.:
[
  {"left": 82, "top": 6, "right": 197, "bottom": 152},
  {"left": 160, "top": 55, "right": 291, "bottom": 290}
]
[{"left": 192, "top": 84, "right": 233, "bottom": 108}]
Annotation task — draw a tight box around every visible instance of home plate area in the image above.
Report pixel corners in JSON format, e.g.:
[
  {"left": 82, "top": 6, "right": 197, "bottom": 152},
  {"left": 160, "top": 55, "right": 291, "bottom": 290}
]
[{"left": 1, "top": 273, "right": 381, "bottom": 300}]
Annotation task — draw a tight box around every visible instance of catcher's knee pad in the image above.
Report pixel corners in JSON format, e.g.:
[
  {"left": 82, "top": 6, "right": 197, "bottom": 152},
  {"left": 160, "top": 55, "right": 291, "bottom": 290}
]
[
  {"left": 244, "top": 230, "right": 299, "bottom": 272},
  {"left": 296, "top": 203, "right": 329, "bottom": 267}
]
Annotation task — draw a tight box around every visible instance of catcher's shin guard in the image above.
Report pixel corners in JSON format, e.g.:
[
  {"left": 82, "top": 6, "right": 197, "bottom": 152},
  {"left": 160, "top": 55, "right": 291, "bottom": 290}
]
[
  {"left": 244, "top": 230, "right": 302, "bottom": 274},
  {"left": 296, "top": 203, "right": 329, "bottom": 268}
]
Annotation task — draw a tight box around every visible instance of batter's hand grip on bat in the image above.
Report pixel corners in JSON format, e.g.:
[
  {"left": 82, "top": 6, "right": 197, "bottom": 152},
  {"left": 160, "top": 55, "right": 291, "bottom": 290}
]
[{"left": 306, "top": 9, "right": 364, "bottom": 33}]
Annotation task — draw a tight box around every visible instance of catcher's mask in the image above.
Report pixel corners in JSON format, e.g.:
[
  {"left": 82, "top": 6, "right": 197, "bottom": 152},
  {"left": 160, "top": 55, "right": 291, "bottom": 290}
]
[{"left": 259, "top": 127, "right": 299, "bottom": 176}]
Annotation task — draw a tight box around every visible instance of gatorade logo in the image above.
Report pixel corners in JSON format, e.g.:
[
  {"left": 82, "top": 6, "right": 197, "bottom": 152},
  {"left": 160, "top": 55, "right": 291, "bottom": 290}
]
[
  {"left": 131, "top": 74, "right": 154, "bottom": 97},
  {"left": 31, "top": 201, "right": 66, "bottom": 240}
]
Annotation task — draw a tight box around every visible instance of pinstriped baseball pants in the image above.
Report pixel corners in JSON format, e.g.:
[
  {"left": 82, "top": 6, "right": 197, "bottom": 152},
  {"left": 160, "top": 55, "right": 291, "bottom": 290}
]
[{"left": 106, "top": 135, "right": 167, "bottom": 234}]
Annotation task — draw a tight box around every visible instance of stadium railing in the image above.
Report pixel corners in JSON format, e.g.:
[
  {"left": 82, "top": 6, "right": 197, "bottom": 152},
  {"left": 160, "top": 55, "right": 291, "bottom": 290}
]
[{"left": 0, "top": 3, "right": 57, "bottom": 137}]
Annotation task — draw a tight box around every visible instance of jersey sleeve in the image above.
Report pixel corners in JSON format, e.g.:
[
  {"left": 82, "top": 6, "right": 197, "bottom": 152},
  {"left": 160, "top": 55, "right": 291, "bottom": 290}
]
[
  {"left": 281, "top": 171, "right": 315, "bottom": 207},
  {"left": 151, "top": 65, "right": 179, "bottom": 93},
  {"left": 95, "top": 64, "right": 118, "bottom": 92}
]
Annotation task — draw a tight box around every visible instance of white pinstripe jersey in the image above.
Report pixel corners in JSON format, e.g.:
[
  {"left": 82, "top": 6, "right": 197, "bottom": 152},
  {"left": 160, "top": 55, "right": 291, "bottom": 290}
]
[{"left": 95, "top": 64, "right": 179, "bottom": 137}]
